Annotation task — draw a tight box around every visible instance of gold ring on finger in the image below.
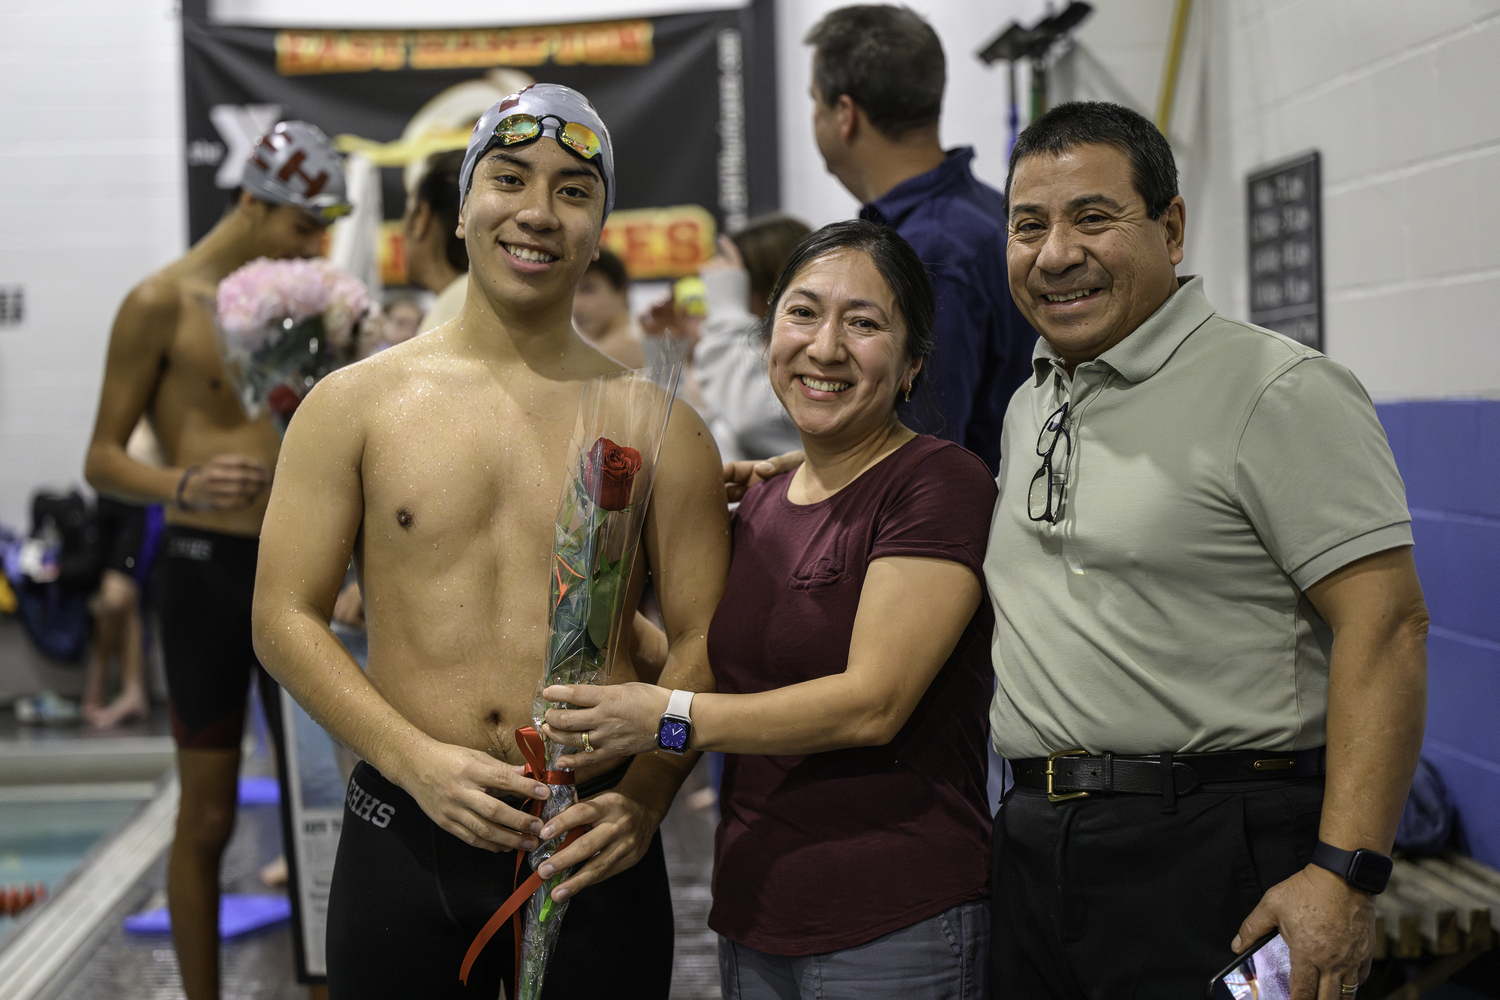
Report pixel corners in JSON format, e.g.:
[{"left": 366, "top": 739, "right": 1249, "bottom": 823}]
[
  {"left": 1340, "top": 984, "right": 1358, "bottom": 996},
  {"left": 581, "top": 731, "right": 595, "bottom": 753}
]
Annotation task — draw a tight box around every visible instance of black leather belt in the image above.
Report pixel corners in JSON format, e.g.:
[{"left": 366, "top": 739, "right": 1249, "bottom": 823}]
[{"left": 1011, "top": 747, "right": 1325, "bottom": 803}]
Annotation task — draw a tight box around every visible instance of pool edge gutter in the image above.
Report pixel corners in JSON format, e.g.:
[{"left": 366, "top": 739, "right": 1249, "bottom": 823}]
[{"left": 0, "top": 774, "right": 180, "bottom": 999}]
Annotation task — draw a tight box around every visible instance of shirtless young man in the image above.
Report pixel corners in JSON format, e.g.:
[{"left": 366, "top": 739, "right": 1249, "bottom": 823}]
[
  {"left": 251, "top": 85, "right": 730, "bottom": 998},
  {"left": 83, "top": 121, "right": 348, "bottom": 1000}
]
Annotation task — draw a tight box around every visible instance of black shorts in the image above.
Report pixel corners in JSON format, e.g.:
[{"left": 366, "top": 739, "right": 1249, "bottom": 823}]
[
  {"left": 156, "top": 526, "right": 278, "bottom": 750},
  {"left": 326, "top": 761, "right": 675, "bottom": 1000}
]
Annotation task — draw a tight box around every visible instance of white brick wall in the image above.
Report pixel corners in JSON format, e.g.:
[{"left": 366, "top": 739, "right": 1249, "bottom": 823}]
[
  {"left": 0, "top": 0, "right": 186, "bottom": 529},
  {"left": 1072, "top": 0, "right": 1500, "bottom": 401}
]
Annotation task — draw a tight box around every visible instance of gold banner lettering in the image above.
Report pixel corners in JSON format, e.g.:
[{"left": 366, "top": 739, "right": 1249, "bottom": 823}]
[
  {"left": 377, "top": 204, "right": 713, "bottom": 287},
  {"left": 601, "top": 205, "right": 717, "bottom": 281},
  {"left": 275, "top": 21, "right": 654, "bottom": 76},
  {"left": 276, "top": 31, "right": 407, "bottom": 76}
]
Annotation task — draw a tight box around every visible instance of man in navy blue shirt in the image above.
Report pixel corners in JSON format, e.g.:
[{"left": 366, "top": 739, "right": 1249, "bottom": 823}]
[{"left": 806, "top": 5, "right": 1035, "bottom": 473}]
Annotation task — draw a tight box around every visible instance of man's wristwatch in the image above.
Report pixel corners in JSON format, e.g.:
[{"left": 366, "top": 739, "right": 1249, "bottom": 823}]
[
  {"left": 1310, "top": 841, "right": 1393, "bottom": 894},
  {"left": 655, "top": 689, "right": 695, "bottom": 755}
]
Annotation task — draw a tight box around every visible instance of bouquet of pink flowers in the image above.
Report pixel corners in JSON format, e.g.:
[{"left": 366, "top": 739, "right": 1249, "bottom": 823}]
[{"left": 214, "top": 257, "right": 368, "bottom": 434}]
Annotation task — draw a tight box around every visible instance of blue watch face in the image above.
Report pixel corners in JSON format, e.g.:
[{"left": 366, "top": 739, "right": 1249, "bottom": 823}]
[{"left": 659, "top": 720, "right": 689, "bottom": 751}]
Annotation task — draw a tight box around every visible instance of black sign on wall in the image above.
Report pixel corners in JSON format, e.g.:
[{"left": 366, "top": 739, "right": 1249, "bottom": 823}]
[{"left": 1247, "top": 150, "right": 1322, "bottom": 351}]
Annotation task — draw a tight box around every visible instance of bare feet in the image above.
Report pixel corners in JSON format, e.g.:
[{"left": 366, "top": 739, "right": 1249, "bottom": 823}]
[
  {"left": 80, "top": 668, "right": 108, "bottom": 727},
  {"left": 88, "top": 689, "right": 149, "bottom": 730},
  {"left": 260, "top": 855, "right": 289, "bottom": 888}
]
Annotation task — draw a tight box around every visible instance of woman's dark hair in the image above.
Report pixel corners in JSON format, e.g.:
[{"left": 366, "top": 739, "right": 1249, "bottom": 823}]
[
  {"left": 416, "top": 149, "right": 470, "bottom": 273},
  {"left": 805, "top": 6, "right": 944, "bottom": 140},
  {"left": 761, "top": 220, "right": 935, "bottom": 400},
  {"left": 730, "top": 214, "right": 812, "bottom": 311},
  {"left": 586, "top": 246, "right": 629, "bottom": 292},
  {"left": 1005, "top": 101, "right": 1179, "bottom": 220}
]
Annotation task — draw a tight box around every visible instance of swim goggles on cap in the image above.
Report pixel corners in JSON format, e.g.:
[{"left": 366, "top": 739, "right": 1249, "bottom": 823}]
[
  {"left": 309, "top": 202, "right": 353, "bottom": 223},
  {"left": 491, "top": 114, "right": 604, "bottom": 167}
]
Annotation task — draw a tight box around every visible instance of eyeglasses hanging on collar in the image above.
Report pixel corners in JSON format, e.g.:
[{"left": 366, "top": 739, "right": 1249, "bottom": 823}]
[{"left": 1028, "top": 401, "right": 1071, "bottom": 524}]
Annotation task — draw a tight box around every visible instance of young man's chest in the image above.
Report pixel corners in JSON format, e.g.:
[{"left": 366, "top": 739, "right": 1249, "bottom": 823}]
[
  {"left": 357, "top": 370, "right": 583, "bottom": 574},
  {"left": 155, "top": 282, "right": 276, "bottom": 442}
]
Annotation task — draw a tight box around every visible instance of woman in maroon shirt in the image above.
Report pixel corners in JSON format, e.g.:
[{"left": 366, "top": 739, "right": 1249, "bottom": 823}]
[{"left": 542, "top": 221, "right": 997, "bottom": 999}]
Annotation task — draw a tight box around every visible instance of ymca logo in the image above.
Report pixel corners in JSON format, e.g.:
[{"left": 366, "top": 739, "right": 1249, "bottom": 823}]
[
  {"left": 206, "top": 103, "right": 282, "bottom": 189},
  {"left": 347, "top": 777, "right": 395, "bottom": 828}
]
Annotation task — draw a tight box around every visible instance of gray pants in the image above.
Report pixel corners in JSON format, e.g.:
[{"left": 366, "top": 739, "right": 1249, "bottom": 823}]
[{"left": 718, "top": 900, "right": 988, "bottom": 1000}]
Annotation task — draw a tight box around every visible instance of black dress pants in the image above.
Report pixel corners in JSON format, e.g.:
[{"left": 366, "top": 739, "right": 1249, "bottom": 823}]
[{"left": 989, "top": 777, "right": 1324, "bottom": 999}]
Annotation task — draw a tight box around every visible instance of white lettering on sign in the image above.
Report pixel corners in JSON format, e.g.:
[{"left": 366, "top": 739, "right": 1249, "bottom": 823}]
[
  {"left": 0, "top": 286, "right": 24, "bottom": 327},
  {"left": 716, "top": 29, "right": 747, "bottom": 234}
]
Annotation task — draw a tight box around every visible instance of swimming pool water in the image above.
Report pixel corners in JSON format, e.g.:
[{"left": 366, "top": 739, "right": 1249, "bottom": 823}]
[{"left": 0, "top": 798, "right": 145, "bottom": 944}]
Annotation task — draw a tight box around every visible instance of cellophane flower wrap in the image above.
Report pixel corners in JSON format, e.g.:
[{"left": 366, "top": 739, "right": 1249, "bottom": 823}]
[
  {"left": 214, "top": 257, "right": 368, "bottom": 435},
  {"left": 516, "top": 339, "right": 687, "bottom": 1000}
]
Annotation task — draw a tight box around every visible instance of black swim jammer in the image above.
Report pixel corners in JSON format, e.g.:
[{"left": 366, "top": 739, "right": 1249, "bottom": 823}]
[
  {"left": 326, "top": 760, "right": 675, "bottom": 999},
  {"left": 156, "top": 525, "right": 279, "bottom": 749}
]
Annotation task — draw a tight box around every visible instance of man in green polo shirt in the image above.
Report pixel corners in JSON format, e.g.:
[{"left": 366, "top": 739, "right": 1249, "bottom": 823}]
[{"left": 986, "top": 101, "right": 1428, "bottom": 998}]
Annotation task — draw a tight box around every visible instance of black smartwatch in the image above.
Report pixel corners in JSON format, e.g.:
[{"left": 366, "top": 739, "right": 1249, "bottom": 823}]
[
  {"left": 655, "top": 689, "right": 694, "bottom": 755},
  {"left": 1310, "top": 841, "right": 1393, "bottom": 894}
]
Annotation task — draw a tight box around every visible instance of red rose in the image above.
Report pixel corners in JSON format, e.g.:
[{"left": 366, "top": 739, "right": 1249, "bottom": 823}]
[
  {"left": 583, "top": 437, "right": 642, "bottom": 511},
  {"left": 267, "top": 384, "right": 303, "bottom": 418}
]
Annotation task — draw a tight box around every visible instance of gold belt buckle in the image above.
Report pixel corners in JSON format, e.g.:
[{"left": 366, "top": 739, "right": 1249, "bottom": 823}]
[{"left": 1046, "top": 749, "right": 1091, "bottom": 803}]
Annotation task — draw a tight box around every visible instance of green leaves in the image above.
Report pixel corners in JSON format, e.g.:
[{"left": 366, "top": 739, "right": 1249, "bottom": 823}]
[{"left": 586, "top": 557, "right": 627, "bottom": 650}]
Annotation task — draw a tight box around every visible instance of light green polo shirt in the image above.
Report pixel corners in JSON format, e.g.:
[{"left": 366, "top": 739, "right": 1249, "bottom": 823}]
[{"left": 984, "top": 276, "right": 1412, "bottom": 758}]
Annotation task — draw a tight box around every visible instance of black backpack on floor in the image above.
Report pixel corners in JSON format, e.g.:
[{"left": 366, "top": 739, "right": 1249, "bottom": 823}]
[{"left": 15, "top": 490, "right": 100, "bottom": 662}]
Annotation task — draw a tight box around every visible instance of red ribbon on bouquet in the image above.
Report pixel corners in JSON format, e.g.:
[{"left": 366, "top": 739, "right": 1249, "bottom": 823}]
[{"left": 459, "top": 726, "right": 581, "bottom": 986}]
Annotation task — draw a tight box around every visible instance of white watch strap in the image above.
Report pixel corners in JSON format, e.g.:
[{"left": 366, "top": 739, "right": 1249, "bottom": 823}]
[{"left": 665, "top": 688, "right": 695, "bottom": 720}]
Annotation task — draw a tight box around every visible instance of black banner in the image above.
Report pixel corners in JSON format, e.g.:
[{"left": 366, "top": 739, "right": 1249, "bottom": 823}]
[{"left": 181, "top": 1, "right": 779, "bottom": 281}]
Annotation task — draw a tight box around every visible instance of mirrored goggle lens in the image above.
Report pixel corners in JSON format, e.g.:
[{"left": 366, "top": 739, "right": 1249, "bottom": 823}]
[
  {"left": 557, "top": 121, "right": 602, "bottom": 161},
  {"left": 495, "top": 114, "right": 542, "bottom": 145}
]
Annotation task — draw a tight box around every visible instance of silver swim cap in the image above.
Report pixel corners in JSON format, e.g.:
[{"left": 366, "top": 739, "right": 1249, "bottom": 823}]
[
  {"left": 459, "top": 84, "right": 615, "bottom": 219},
  {"left": 242, "top": 121, "right": 351, "bottom": 223}
]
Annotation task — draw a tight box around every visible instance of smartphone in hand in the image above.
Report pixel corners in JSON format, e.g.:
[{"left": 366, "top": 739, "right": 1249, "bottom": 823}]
[{"left": 1208, "top": 932, "right": 1292, "bottom": 1000}]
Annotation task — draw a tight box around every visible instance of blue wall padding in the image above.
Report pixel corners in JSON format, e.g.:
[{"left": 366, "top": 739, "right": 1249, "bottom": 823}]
[{"left": 1377, "top": 400, "right": 1500, "bottom": 868}]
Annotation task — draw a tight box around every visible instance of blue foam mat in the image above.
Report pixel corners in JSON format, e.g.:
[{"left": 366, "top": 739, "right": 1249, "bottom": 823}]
[
  {"left": 237, "top": 775, "right": 281, "bottom": 806},
  {"left": 123, "top": 893, "right": 291, "bottom": 937}
]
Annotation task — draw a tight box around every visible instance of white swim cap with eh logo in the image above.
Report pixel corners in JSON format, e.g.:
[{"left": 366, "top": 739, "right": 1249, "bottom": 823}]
[{"left": 241, "top": 120, "right": 352, "bottom": 223}]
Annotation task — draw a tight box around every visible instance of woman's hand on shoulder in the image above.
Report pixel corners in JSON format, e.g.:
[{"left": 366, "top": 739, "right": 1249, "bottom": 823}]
[
  {"left": 541, "top": 682, "right": 669, "bottom": 769},
  {"left": 724, "top": 450, "right": 804, "bottom": 502}
]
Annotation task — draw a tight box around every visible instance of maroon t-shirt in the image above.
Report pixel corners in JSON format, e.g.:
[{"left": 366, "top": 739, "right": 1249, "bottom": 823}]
[{"left": 706, "top": 435, "right": 997, "bottom": 955}]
